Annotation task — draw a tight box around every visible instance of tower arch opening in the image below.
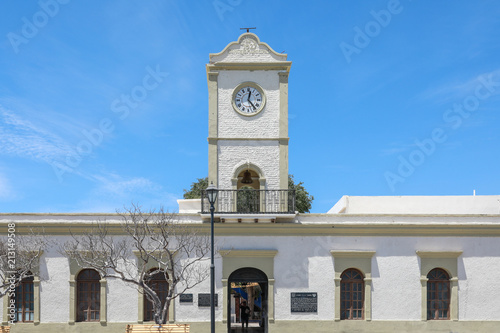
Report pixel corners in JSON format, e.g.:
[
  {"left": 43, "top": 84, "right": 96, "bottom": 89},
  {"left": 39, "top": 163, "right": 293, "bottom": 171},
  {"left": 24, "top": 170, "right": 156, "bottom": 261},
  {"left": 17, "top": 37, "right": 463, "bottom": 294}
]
[{"left": 232, "top": 162, "right": 265, "bottom": 190}]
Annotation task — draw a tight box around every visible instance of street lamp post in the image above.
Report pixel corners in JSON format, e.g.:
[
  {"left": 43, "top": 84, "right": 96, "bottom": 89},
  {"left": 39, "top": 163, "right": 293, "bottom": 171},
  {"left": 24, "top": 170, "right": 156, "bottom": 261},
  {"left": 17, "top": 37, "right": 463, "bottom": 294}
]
[{"left": 206, "top": 182, "right": 218, "bottom": 333}]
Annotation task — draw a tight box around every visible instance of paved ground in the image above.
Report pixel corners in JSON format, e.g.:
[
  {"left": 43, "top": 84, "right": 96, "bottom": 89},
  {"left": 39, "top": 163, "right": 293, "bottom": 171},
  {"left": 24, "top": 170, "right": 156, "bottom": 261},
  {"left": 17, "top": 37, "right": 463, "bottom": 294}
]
[
  {"left": 229, "top": 327, "right": 264, "bottom": 333},
  {"left": 229, "top": 320, "right": 265, "bottom": 333}
]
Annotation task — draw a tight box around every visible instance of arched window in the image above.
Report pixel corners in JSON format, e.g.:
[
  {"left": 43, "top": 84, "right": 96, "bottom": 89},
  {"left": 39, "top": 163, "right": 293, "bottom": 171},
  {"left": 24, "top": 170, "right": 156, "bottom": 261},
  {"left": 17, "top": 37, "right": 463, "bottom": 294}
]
[
  {"left": 427, "top": 268, "right": 450, "bottom": 320},
  {"left": 144, "top": 270, "right": 169, "bottom": 322},
  {"left": 76, "top": 269, "right": 101, "bottom": 322},
  {"left": 12, "top": 274, "right": 34, "bottom": 322},
  {"left": 340, "top": 268, "right": 364, "bottom": 320}
]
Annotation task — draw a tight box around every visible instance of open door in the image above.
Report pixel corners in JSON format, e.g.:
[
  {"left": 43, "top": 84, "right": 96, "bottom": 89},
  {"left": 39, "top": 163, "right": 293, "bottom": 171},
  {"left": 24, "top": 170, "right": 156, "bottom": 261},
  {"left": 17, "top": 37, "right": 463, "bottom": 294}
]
[{"left": 228, "top": 268, "right": 268, "bottom": 333}]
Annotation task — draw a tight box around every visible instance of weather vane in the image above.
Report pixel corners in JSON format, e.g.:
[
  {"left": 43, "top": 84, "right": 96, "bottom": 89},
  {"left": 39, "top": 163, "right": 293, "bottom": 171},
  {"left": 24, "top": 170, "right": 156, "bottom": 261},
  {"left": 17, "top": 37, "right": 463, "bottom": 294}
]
[{"left": 240, "top": 27, "right": 256, "bottom": 33}]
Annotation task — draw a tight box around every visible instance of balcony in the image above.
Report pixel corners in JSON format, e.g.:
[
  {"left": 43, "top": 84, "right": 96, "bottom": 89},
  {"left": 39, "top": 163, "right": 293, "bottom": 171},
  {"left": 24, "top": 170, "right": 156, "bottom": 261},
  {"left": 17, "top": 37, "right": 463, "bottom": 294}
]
[{"left": 201, "top": 189, "right": 296, "bottom": 214}]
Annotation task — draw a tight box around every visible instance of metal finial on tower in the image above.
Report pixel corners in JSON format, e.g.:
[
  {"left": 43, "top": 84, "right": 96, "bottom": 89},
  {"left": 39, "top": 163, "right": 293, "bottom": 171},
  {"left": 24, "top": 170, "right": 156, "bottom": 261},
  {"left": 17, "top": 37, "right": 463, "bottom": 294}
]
[{"left": 240, "top": 27, "right": 256, "bottom": 33}]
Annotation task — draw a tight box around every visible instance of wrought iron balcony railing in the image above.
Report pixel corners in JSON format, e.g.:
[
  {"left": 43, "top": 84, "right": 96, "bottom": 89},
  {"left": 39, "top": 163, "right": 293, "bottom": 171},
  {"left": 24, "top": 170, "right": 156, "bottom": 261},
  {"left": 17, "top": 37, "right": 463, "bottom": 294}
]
[{"left": 201, "top": 189, "right": 296, "bottom": 214}]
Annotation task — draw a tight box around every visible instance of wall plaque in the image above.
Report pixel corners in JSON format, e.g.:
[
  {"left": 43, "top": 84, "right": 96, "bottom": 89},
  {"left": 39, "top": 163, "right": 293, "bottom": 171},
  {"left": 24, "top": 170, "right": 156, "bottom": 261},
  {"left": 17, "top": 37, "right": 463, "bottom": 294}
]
[
  {"left": 198, "top": 293, "right": 218, "bottom": 307},
  {"left": 291, "top": 292, "right": 317, "bottom": 313},
  {"left": 180, "top": 293, "right": 193, "bottom": 303}
]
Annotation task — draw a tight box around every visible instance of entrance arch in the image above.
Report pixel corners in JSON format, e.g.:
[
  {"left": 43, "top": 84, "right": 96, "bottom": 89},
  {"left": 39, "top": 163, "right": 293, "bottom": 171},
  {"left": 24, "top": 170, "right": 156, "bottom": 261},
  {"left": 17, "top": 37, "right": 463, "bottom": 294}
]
[
  {"left": 221, "top": 250, "right": 277, "bottom": 333},
  {"left": 228, "top": 268, "right": 268, "bottom": 333}
]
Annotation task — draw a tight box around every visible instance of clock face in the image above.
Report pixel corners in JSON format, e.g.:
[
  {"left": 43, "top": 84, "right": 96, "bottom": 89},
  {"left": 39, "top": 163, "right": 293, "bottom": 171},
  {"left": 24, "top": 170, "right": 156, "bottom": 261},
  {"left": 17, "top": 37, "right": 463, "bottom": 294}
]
[{"left": 232, "top": 82, "right": 266, "bottom": 116}]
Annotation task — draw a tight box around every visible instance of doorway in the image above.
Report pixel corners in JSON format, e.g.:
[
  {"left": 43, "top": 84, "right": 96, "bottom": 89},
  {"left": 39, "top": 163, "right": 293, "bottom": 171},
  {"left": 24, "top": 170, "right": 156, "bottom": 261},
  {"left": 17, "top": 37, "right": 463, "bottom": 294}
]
[{"left": 228, "top": 268, "right": 268, "bottom": 333}]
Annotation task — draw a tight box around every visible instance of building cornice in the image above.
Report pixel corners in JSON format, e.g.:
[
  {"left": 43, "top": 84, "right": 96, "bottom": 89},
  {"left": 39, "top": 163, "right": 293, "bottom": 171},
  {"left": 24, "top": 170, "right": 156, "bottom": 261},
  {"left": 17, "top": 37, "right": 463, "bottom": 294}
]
[
  {"left": 206, "top": 61, "right": 292, "bottom": 73},
  {"left": 416, "top": 251, "right": 463, "bottom": 258},
  {"left": 208, "top": 137, "right": 289, "bottom": 142},
  {"left": 2, "top": 219, "right": 500, "bottom": 236},
  {"left": 220, "top": 249, "right": 278, "bottom": 257},
  {"left": 330, "top": 250, "right": 376, "bottom": 258}
]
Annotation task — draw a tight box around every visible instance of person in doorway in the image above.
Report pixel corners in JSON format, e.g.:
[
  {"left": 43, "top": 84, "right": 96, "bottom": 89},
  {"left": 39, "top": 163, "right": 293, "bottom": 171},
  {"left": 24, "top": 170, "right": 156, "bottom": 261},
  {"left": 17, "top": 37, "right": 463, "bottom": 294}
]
[{"left": 240, "top": 300, "right": 250, "bottom": 328}]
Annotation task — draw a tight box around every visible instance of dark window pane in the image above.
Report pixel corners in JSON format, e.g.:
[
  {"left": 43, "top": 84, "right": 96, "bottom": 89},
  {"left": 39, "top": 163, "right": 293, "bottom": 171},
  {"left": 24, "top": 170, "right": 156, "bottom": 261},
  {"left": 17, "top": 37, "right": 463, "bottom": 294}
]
[
  {"left": 77, "top": 271, "right": 101, "bottom": 322},
  {"left": 144, "top": 269, "right": 169, "bottom": 322},
  {"left": 340, "top": 269, "right": 364, "bottom": 320},
  {"left": 427, "top": 268, "right": 450, "bottom": 320}
]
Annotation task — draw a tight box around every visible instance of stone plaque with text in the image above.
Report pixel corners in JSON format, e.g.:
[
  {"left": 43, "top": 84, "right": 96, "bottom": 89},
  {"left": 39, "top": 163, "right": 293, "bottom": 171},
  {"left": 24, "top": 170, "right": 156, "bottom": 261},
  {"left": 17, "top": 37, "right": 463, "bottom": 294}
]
[
  {"left": 291, "top": 292, "right": 317, "bottom": 313},
  {"left": 198, "top": 293, "right": 218, "bottom": 307},
  {"left": 180, "top": 293, "right": 193, "bottom": 303}
]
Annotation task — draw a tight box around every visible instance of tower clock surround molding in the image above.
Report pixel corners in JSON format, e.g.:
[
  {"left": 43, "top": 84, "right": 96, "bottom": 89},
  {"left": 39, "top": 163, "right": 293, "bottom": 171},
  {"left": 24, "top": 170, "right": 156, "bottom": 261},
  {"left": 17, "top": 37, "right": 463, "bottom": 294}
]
[{"left": 231, "top": 81, "right": 266, "bottom": 117}]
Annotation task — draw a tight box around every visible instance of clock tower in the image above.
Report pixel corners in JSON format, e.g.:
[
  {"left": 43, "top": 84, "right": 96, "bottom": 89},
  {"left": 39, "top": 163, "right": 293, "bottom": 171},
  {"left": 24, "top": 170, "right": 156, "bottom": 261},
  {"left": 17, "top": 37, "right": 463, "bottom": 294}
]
[{"left": 206, "top": 33, "right": 291, "bottom": 191}]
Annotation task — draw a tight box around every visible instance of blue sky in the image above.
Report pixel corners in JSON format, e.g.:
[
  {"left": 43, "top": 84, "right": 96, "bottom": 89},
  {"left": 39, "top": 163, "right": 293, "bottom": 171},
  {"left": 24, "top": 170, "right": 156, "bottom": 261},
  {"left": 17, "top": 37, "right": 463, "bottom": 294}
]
[{"left": 0, "top": 0, "right": 499, "bottom": 213}]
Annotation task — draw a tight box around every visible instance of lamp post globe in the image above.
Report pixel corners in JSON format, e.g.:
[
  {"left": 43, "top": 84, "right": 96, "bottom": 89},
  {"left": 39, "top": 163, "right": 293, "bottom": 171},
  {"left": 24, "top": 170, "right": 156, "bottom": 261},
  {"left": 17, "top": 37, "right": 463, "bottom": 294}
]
[{"left": 207, "top": 182, "right": 218, "bottom": 205}]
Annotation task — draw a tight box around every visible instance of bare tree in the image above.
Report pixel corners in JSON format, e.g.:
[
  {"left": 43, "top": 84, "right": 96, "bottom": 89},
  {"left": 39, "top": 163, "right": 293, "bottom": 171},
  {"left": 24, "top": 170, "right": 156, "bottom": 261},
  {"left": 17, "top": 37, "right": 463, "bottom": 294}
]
[
  {"left": 61, "top": 205, "right": 211, "bottom": 325},
  {"left": 0, "top": 227, "right": 48, "bottom": 298}
]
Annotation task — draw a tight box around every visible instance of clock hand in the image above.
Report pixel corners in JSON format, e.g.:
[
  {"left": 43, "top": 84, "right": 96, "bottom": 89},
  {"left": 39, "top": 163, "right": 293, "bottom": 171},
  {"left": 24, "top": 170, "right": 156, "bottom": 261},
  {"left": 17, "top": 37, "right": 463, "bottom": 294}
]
[
  {"left": 247, "top": 90, "right": 256, "bottom": 109},
  {"left": 248, "top": 99, "right": 256, "bottom": 110}
]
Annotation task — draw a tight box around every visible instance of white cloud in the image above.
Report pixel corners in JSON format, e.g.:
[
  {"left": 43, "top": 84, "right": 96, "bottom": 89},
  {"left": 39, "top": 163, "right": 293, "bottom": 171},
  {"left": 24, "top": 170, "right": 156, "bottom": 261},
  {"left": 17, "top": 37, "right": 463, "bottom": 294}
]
[
  {"left": 92, "top": 174, "right": 162, "bottom": 197},
  {"left": 380, "top": 142, "right": 416, "bottom": 156},
  {"left": 0, "top": 105, "right": 75, "bottom": 164},
  {"left": 0, "top": 104, "right": 179, "bottom": 212},
  {"left": 73, "top": 173, "right": 179, "bottom": 213},
  {"left": 416, "top": 69, "right": 500, "bottom": 105},
  {"left": 0, "top": 172, "right": 15, "bottom": 201}
]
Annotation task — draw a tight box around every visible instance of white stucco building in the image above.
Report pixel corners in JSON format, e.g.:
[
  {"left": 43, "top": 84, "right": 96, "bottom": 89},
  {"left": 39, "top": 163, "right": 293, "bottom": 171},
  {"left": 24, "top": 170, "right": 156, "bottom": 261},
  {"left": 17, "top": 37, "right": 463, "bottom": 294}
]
[{"left": 1, "top": 33, "right": 500, "bottom": 333}]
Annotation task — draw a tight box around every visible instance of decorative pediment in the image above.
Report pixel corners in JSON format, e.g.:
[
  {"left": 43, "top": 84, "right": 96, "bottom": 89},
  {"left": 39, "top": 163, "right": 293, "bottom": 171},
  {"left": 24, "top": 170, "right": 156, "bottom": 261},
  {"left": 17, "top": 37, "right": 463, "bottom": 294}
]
[
  {"left": 230, "top": 36, "right": 267, "bottom": 55},
  {"left": 209, "top": 33, "right": 288, "bottom": 63}
]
